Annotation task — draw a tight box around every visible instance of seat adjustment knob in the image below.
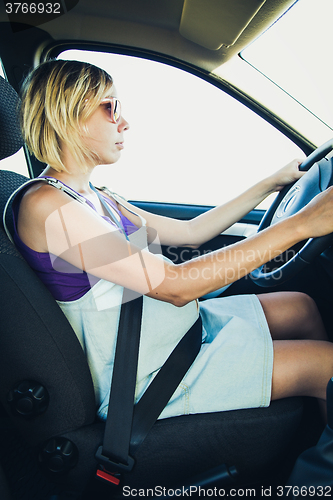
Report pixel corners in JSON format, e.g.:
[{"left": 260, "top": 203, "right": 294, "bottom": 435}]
[
  {"left": 7, "top": 380, "right": 49, "bottom": 418},
  {"left": 39, "top": 438, "right": 79, "bottom": 475}
]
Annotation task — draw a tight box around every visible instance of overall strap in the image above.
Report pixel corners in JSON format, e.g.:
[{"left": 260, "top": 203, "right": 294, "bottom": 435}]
[
  {"left": 3, "top": 176, "right": 130, "bottom": 243},
  {"left": 93, "top": 184, "right": 147, "bottom": 231},
  {"left": 89, "top": 182, "right": 129, "bottom": 240},
  {"left": 3, "top": 176, "right": 88, "bottom": 243}
]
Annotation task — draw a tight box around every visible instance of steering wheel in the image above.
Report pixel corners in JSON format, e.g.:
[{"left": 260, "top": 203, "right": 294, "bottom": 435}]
[{"left": 250, "top": 138, "right": 333, "bottom": 287}]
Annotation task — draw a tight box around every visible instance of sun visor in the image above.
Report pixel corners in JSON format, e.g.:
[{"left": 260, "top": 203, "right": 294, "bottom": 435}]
[{"left": 180, "top": 0, "right": 266, "bottom": 50}]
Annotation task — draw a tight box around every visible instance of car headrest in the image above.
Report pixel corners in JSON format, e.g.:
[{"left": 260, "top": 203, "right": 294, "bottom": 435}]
[{"left": 0, "top": 76, "right": 24, "bottom": 161}]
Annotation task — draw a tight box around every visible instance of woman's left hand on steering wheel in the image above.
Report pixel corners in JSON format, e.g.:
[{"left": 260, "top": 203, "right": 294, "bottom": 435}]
[{"left": 268, "top": 159, "right": 305, "bottom": 193}]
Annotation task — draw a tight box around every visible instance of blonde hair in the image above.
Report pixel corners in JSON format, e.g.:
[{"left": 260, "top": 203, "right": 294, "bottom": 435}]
[{"left": 20, "top": 59, "right": 114, "bottom": 172}]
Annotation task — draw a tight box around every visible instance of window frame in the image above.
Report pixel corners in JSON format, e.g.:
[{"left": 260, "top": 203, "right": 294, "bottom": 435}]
[
  {"left": 45, "top": 42, "right": 313, "bottom": 156},
  {"left": 31, "top": 42, "right": 314, "bottom": 210}
]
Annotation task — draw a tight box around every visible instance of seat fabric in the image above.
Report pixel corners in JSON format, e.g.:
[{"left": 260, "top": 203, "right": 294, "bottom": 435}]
[
  {"left": 122, "top": 398, "right": 303, "bottom": 489},
  {"left": 0, "top": 462, "right": 11, "bottom": 500},
  {"left": 0, "top": 76, "right": 23, "bottom": 161}
]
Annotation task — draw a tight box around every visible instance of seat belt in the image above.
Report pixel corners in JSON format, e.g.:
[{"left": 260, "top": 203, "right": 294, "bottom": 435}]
[
  {"left": 96, "top": 287, "right": 202, "bottom": 484},
  {"left": 95, "top": 288, "right": 143, "bottom": 476},
  {"left": 130, "top": 314, "right": 202, "bottom": 454},
  {"left": 88, "top": 184, "right": 203, "bottom": 482}
]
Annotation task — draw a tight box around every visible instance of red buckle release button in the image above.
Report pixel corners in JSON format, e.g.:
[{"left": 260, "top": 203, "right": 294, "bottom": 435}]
[{"left": 96, "top": 469, "right": 120, "bottom": 486}]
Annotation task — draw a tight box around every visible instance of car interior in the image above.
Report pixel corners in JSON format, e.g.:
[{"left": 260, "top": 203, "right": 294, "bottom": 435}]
[{"left": 0, "top": 1, "right": 333, "bottom": 499}]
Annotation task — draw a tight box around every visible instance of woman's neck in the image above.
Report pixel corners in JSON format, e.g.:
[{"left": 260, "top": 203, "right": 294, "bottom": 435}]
[
  {"left": 43, "top": 142, "right": 99, "bottom": 195},
  {"left": 41, "top": 165, "right": 94, "bottom": 196},
  {"left": 41, "top": 165, "right": 110, "bottom": 217}
]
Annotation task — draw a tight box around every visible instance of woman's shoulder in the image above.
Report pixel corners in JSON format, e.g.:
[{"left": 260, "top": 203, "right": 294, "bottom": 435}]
[{"left": 19, "top": 180, "right": 73, "bottom": 221}]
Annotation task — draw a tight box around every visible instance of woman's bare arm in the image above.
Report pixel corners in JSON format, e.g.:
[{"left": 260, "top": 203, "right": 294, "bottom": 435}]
[
  {"left": 117, "top": 160, "right": 304, "bottom": 248},
  {"left": 17, "top": 181, "right": 333, "bottom": 307}
]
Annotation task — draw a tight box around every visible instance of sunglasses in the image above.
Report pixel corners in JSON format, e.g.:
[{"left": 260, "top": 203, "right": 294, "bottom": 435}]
[{"left": 100, "top": 97, "right": 122, "bottom": 124}]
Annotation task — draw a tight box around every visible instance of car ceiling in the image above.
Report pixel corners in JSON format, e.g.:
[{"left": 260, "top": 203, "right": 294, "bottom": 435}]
[{"left": 0, "top": 0, "right": 295, "bottom": 76}]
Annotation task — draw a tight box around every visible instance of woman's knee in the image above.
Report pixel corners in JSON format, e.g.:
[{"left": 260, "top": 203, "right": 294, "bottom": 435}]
[
  {"left": 271, "top": 339, "right": 333, "bottom": 401},
  {"left": 294, "top": 292, "right": 327, "bottom": 340},
  {"left": 294, "top": 292, "right": 317, "bottom": 317},
  {"left": 258, "top": 291, "right": 327, "bottom": 341}
]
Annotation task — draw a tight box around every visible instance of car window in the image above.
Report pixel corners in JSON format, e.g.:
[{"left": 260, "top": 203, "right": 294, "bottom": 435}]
[
  {"left": 0, "top": 62, "right": 29, "bottom": 177},
  {"left": 60, "top": 50, "right": 303, "bottom": 209},
  {"left": 0, "top": 147, "right": 28, "bottom": 178}
]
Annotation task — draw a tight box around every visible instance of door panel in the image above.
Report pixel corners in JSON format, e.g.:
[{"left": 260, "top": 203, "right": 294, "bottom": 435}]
[{"left": 131, "top": 200, "right": 263, "bottom": 264}]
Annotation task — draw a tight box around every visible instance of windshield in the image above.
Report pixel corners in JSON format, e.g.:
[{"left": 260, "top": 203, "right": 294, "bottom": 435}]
[
  {"left": 241, "top": 0, "right": 333, "bottom": 141},
  {"left": 216, "top": 0, "right": 333, "bottom": 146}
]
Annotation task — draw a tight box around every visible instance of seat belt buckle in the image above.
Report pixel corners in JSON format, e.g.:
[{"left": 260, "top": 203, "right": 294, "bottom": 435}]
[{"left": 95, "top": 445, "right": 135, "bottom": 485}]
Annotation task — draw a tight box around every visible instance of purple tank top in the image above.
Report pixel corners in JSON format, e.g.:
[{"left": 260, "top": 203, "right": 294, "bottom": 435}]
[{"left": 12, "top": 179, "right": 138, "bottom": 301}]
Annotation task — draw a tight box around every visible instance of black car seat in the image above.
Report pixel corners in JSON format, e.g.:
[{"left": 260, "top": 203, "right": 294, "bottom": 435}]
[
  {"left": 0, "top": 74, "right": 304, "bottom": 499},
  {"left": 0, "top": 463, "right": 11, "bottom": 500}
]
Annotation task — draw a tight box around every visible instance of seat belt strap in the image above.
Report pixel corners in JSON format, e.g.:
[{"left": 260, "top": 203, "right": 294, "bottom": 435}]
[
  {"left": 91, "top": 184, "right": 203, "bottom": 475},
  {"left": 96, "top": 309, "right": 202, "bottom": 475},
  {"left": 90, "top": 183, "right": 203, "bottom": 461},
  {"left": 96, "top": 288, "right": 143, "bottom": 472},
  {"left": 130, "top": 315, "right": 202, "bottom": 454}
]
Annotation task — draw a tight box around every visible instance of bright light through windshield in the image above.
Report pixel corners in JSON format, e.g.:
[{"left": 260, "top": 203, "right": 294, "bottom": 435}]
[{"left": 242, "top": 0, "right": 333, "bottom": 132}]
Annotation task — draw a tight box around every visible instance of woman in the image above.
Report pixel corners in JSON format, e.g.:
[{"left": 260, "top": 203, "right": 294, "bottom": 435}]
[{"left": 10, "top": 59, "right": 333, "bottom": 421}]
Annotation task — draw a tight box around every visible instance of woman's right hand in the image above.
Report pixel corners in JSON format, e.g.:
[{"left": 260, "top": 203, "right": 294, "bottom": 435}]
[{"left": 296, "top": 186, "right": 333, "bottom": 239}]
